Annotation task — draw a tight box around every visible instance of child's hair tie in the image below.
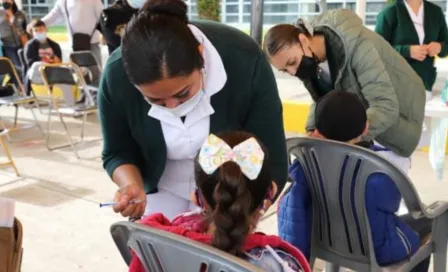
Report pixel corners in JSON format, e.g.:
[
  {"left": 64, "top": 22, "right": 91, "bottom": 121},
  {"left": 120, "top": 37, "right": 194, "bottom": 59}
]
[{"left": 198, "top": 134, "right": 265, "bottom": 180}]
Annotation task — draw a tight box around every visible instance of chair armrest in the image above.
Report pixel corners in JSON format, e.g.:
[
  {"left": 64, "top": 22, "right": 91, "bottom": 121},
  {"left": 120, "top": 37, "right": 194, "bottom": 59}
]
[{"left": 423, "top": 201, "right": 448, "bottom": 219}]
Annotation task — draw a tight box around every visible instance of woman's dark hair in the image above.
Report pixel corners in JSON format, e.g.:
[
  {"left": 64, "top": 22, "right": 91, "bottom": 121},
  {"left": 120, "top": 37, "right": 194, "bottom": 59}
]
[
  {"left": 12, "top": 2, "right": 18, "bottom": 13},
  {"left": 194, "top": 131, "right": 272, "bottom": 255},
  {"left": 121, "top": 0, "right": 204, "bottom": 85},
  {"left": 263, "top": 23, "right": 311, "bottom": 57}
]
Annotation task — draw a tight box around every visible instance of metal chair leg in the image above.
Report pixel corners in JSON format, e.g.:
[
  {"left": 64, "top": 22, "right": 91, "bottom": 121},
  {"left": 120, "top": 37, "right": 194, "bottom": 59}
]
[
  {"left": 31, "top": 90, "right": 44, "bottom": 115},
  {"left": 58, "top": 113, "right": 80, "bottom": 159},
  {"left": 29, "top": 105, "right": 44, "bottom": 135},
  {"left": 0, "top": 134, "right": 19, "bottom": 176},
  {"left": 13, "top": 105, "right": 18, "bottom": 128},
  {"left": 0, "top": 118, "right": 11, "bottom": 142},
  {"left": 45, "top": 110, "right": 81, "bottom": 156},
  {"left": 45, "top": 106, "right": 52, "bottom": 151},
  {"left": 80, "top": 113, "right": 87, "bottom": 141}
]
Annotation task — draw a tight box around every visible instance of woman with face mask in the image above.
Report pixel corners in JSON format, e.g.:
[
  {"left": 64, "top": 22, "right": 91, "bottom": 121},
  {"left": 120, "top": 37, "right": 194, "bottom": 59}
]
[
  {"left": 0, "top": 0, "right": 28, "bottom": 68},
  {"left": 99, "top": 0, "right": 287, "bottom": 220},
  {"left": 264, "top": 9, "right": 426, "bottom": 173}
]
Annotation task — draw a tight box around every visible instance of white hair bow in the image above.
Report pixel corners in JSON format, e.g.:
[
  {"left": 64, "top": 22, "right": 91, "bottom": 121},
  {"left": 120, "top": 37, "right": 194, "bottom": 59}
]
[{"left": 198, "top": 134, "right": 265, "bottom": 180}]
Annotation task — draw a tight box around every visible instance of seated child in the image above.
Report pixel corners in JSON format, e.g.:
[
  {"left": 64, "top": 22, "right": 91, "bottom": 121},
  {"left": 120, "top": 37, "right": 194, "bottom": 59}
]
[
  {"left": 24, "top": 19, "right": 62, "bottom": 68},
  {"left": 23, "top": 19, "right": 62, "bottom": 94},
  {"left": 130, "top": 131, "right": 311, "bottom": 272},
  {"left": 278, "top": 91, "right": 432, "bottom": 271}
]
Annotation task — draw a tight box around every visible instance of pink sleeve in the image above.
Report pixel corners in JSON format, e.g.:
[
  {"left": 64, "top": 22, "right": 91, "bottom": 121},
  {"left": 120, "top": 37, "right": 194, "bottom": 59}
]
[{"left": 129, "top": 252, "right": 146, "bottom": 272}]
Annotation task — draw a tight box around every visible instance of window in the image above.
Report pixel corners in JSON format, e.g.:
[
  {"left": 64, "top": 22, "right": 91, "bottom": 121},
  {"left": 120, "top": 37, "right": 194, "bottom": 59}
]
[
  {"left": 226, "top": 15, "right": 239, "bottom": 23},
  {"left": 328, "top": 3, "right": 343, "bottom": 9},
  {"left": 299, "top": 3, "right": 320, "bottom": 13},
  {"left": 264, "top": 3, "right": 299, "bottom": 13},
  {"left": 226, "top": 4, "right": 239, "bottom": 13},
  {"left": 346, "top": 2, "right": 356, "bottom": 11},
  {"left": 365, "top": 14, "right": 377, "bottom": 25},
  {"left": 366, "top": 2, "right": 386, "bottom": 13}
]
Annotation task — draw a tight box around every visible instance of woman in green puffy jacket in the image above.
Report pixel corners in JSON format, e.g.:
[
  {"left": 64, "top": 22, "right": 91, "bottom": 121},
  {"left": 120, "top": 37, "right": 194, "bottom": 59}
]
[{"left": 263, "top": 9, "right": 426, "bottom": 173}]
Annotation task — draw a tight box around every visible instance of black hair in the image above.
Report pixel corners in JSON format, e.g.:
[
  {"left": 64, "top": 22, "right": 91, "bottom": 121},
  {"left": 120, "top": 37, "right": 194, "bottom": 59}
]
[
  {"left": 194, "top": 131, "right": 272, "bottom": 255},
  {"left": 30, "top": 19, "right": 46, "bottom": 29},
  {"left": 263, "top": 23, "right": 311, "bottom": 57},
  {"left": 315, "top": 91, "right": 367, "bottom": 142},
  {"left": 11, "top": 2, "right": 17, "bottom": 13},
  {"left": 121, "top": 0, "right": 204, "bottom": 85}
]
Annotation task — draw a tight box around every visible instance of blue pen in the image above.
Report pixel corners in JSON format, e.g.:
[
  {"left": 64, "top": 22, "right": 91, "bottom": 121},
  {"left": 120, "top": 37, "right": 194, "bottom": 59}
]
[{"left": 99, "top": 199, "right": 145, "bottom": 208}]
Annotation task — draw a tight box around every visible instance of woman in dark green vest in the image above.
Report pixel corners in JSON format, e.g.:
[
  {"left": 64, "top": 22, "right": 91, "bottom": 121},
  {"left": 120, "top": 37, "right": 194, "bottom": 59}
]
[
  {"left": 98, "top": 0, "right": 287, "bottom": 219},
  {"left": 376, "top": 0, "right": 448, "bottom": 99}
]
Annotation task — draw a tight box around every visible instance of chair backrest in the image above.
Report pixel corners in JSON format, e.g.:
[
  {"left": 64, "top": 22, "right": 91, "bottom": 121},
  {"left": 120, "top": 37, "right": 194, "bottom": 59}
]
[
  {"left": 39, "top": 63, "right": 79, "bottom": 106},
  {"left": 111, "top": 221, "right": 265, "bottom": 272},
  {"left": 69, "top": 51, "right": 102, "bottom": 87},
  {"left": 0, "top": 57, "right": 25, "bottom": 95},
  {"left": 17, "top": 49, "right": 26, "bottom": 71},
  {"left": 286, "top": 137, "right": 424, "bottom": 270}
]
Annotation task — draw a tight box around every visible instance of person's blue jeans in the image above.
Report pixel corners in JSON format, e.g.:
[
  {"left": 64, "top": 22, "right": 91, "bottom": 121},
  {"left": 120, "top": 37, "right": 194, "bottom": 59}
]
[
  {"left": 2, "top": 46, "right": 23, "bottom": 80},
  {"left": 3, "top": 46, "right": 21, "bottom": 67}
]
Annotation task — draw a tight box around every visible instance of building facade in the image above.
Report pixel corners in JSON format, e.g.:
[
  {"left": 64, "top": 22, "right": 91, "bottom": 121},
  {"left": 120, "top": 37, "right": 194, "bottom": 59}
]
[
  {"left": 21, "top": 0, "right": 447, "bottom": 27},
  {"left": 21, "top": 0, "right": 115, "bottom": 20}
]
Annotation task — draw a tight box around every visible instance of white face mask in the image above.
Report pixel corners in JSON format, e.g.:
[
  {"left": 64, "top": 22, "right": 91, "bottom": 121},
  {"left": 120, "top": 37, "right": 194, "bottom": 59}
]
[{"left": 147, "top": 90, "right": 205, "bottom": 118}]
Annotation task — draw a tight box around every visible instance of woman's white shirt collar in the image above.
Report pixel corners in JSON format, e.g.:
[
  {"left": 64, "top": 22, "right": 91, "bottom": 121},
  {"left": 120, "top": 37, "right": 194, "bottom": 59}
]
[{"left": 188, "top": 24, "right": 227, "bottom": 96}]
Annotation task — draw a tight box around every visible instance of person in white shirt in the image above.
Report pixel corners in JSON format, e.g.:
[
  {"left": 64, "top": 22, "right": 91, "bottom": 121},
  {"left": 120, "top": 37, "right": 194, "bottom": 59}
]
[{"left": 32, "top": 0, "right": 104, "bottom": 65}]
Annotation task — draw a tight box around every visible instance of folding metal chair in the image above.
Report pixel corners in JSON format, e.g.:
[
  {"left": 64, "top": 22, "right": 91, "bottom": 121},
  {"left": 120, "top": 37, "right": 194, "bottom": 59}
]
[
  {"left": 286, "top": 137, "right": 448, "bottom": 272},
  {"left": 38, "top": 63, "right": 98, "bottom": 159},
  {"left": 0, "top": 128, "right": 19, "bottom": 176},
  {"left": 69, "top": 51, "right": 102, "bottom": 104},
  {"left": 110, "top": 221, "right": 265, "bottom": 272},
  {"left": 0, "top": 57, "right": 42, "bottom": 138}
]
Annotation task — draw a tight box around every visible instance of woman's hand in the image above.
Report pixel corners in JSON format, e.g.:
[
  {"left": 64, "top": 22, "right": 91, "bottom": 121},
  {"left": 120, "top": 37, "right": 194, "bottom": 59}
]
[
  {"left": 410, "top": 45, "right": 428, "bottom": 61},
  {"left": 113, "top": 182, "right": 147, "bottom": 218},
  {"left": 427, "top": 42, "right": 442, "bottom": 57}
]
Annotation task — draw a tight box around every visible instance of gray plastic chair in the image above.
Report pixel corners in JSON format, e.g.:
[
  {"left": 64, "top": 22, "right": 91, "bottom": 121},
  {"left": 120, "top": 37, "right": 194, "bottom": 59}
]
[
  {"left": 110, "top": 221, "right": 265, "bottom": 272},
  {"left": 286, "top": 137, "right": 448, "bottom": 272}
]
